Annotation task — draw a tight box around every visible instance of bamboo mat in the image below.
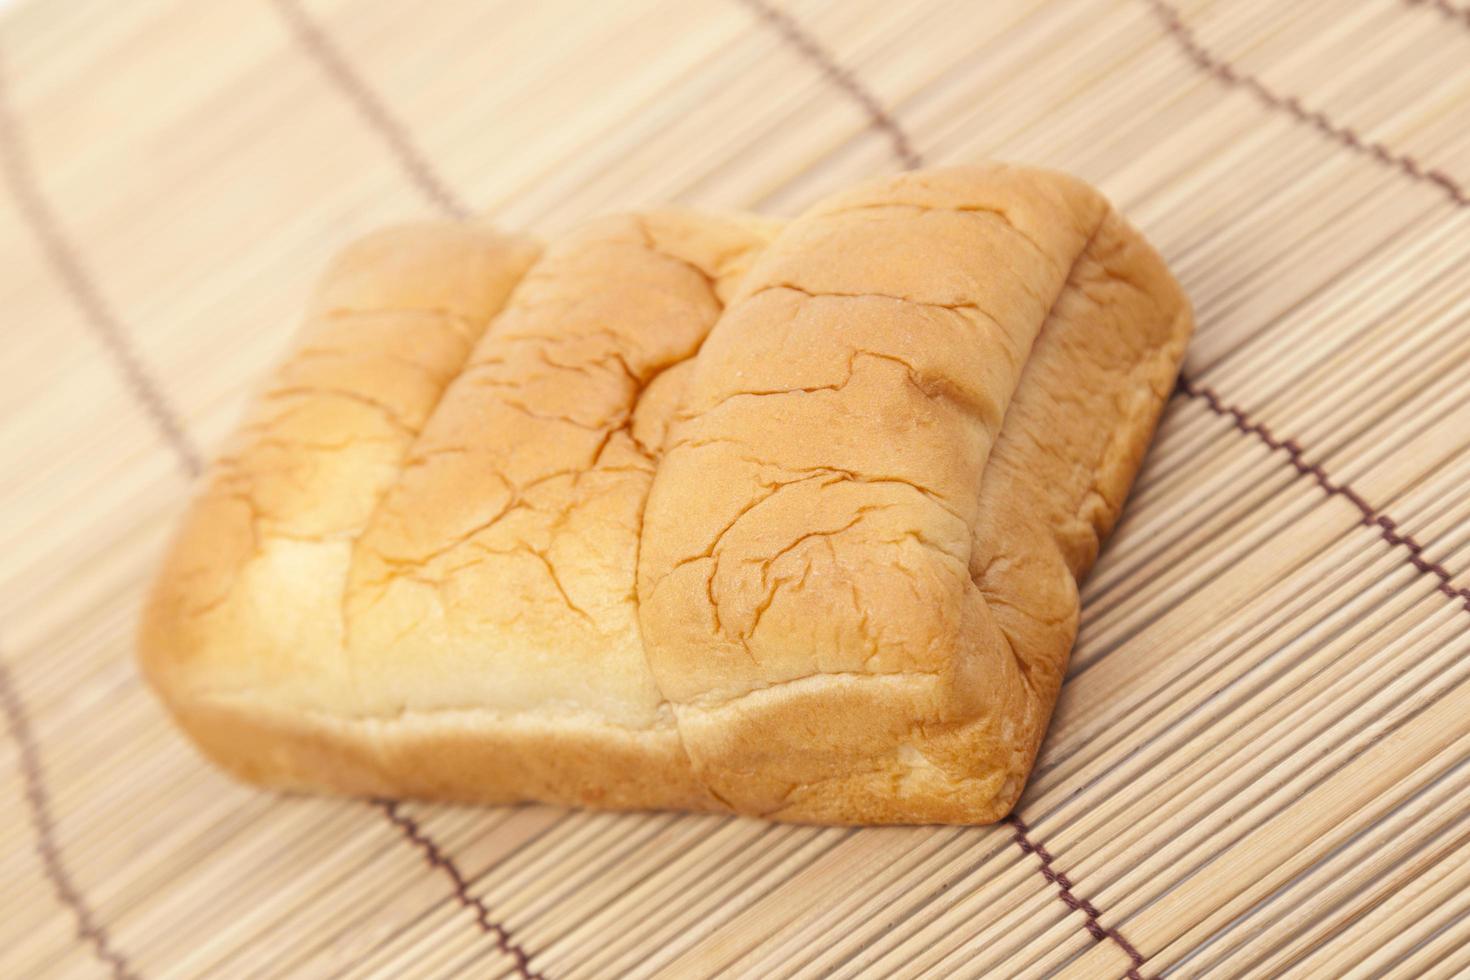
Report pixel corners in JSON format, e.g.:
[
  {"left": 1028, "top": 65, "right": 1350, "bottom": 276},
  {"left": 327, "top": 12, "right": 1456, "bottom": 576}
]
[{"left": 2, "top": 0, "right": 1469, "bottom": 975}]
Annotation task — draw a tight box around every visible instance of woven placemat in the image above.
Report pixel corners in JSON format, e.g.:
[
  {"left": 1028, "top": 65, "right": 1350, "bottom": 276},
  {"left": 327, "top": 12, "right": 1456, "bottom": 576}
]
[{"left": 2, "top": 0, "right": 1469, "bottom": 976}]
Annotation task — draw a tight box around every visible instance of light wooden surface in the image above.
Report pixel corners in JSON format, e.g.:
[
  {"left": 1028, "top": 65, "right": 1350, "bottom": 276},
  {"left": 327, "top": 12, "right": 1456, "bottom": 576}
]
[{"left": 2, "top": 0, "right": 1469, "bottom": 977}]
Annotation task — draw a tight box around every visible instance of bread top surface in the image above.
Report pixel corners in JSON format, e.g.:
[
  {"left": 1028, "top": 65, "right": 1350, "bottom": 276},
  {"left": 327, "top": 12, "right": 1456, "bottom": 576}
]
[
  {"left": 345, "top": 211, "right": 776, "bottom": 730},
  {"left": 139, "top": 164, "right": 1192, "bottom": 824},
  {"left": 638, "top": 166, "right": 1108, "bottom": 704}
]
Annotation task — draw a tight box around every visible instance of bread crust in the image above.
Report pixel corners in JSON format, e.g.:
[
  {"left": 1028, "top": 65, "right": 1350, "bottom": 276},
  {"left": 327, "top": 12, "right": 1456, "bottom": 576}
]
[{"left": 139, "top": 165, "right": 1191, "bottom": 825}]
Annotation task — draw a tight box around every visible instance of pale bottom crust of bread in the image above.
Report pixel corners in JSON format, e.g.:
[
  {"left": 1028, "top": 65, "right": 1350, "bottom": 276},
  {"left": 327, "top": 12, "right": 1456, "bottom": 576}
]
[
  {"left": 179, "top": 694, "right": 722, "bottom": 814},
  {"left": 177, "top": 669, "right": 1023, "bottom": 824}
]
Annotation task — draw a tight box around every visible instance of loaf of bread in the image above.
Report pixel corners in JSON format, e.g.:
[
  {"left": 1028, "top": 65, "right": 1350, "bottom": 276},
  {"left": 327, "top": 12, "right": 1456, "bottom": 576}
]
[{"left": 139, "top": 164, "right": 1191, "bottom": 825}]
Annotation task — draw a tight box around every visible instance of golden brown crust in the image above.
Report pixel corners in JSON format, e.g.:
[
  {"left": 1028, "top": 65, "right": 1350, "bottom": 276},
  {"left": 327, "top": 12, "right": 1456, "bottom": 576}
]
[
  {"left": 138, "top": 222, "right": 540, "bottom": 713},
  {"left": 642, "top": 179, "right": 1191, "bottom": 822},
  {"left": 138, "top": 166, "right": 1192, "bottom": 825}
]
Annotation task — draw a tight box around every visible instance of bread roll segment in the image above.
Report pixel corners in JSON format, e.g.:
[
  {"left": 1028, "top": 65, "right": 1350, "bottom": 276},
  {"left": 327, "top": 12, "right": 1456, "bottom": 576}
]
[
  {"left": 641, "top": 165, "right": 1191, "bottom": 822},
  {"left": 139, "top": 165, "right": 1191, "bottom": 824},
  {"left": 137, "top": 223, "right": 538, "bottom": 786}
]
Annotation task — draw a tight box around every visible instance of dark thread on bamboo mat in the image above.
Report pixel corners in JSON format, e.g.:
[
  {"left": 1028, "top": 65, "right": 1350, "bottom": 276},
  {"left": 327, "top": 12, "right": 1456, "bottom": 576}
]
[
  {"left": 1405, "top": 0, "right": 1470, "bottom": 28},
  {"left": 1006, "top": 815, "right": 1149, "bottom": 978},
  {"left": 0, "top": 654, "right": 141, "bottom": 980},
  {"left": 732, "top": 0, "right": 923, "bottom": 170},
  {"left": 1144, "top": 0, "right": 1470, "bottom": 208},
  {"left": 732, "top": 5, "right": 1164, "bottom": 970},
  {"left": 268, "top": 3, "right": 552, "bottom": 963},
  {"left": 375, "top": 800, "right": 545, "bottom": 979},
  {"left": 0, "top": 53, "right": 160, "bottom": 980},
  {"left": 2, "top": 30, "right": 524, "bottom": 975},
  {"left": 0, "top": 60, "right": 204, "bottom": 478},
  {"left": 268, "top": 0, "right": 470, "bottom": 218},
  {"left": 1177, "top": 373, "right": 1470, "bottom": 612}
]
